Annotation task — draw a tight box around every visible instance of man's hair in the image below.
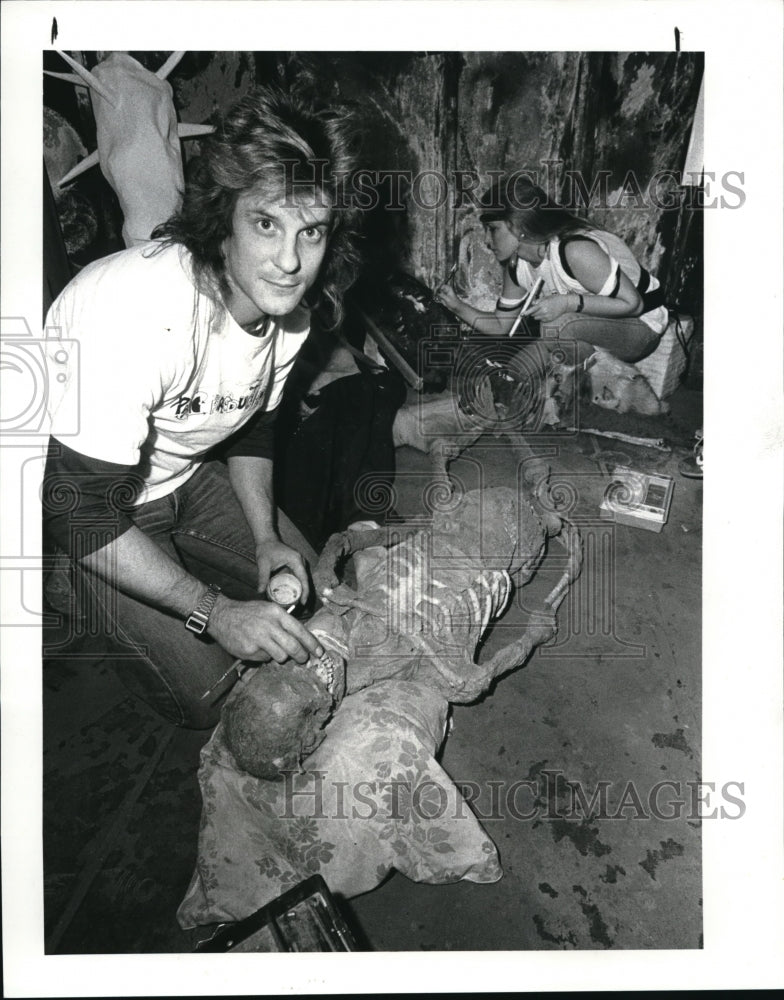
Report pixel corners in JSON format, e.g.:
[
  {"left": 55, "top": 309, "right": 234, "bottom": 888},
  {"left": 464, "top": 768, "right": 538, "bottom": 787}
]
[
  {"left": 152, "top": 85, "right": 363, "bottom": 328},
  {"left": 478, "top": 174, "right": 591, "bottom": 241}
]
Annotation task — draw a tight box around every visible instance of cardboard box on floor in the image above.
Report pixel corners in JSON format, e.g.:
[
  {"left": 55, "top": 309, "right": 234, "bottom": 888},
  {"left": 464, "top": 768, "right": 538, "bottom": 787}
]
[{"left": 635, "top": 314, "right": 695, "bottom": 399}]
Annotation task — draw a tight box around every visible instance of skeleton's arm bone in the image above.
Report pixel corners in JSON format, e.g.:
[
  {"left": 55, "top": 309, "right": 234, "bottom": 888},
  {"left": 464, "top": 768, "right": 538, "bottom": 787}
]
[{"left": 318, "top": 583, "right": 384, "bottom": 617}]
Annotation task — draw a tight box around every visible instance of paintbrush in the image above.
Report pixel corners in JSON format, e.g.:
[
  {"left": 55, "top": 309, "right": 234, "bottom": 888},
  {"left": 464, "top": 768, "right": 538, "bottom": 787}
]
[{"left": 431, "top": 262, "right": 459, "bottom": 301}]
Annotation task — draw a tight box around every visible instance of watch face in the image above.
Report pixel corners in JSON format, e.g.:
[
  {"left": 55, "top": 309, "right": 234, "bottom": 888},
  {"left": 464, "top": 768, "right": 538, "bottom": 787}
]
[
  {"left": 186, "top": 612, "right": 208, "bottom": 634},
  {"left": 186, "top": 585, "right": 220, "bottom": 634}
]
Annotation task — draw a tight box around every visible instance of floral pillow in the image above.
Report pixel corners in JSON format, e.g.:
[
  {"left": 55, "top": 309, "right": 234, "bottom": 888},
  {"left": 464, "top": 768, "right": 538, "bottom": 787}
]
[{"left": 178, "top": 679, "right": 501, "bottom": 929}]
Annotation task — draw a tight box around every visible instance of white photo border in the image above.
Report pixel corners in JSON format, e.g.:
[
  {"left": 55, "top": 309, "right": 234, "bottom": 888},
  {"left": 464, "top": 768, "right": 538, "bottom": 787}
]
[{"left": 2, "top": 1, "right": 782, "bottom": 995}]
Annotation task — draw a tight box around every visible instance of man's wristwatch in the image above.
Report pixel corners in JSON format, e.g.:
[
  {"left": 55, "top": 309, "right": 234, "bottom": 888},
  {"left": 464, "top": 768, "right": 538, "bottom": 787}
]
[{"left": 185, "top": 584, "right": 222, "bottom": 635}]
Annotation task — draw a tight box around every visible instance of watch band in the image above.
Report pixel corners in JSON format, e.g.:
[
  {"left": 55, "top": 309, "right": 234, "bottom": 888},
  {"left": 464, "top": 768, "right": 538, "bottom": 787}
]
[{"left": 185, "top": 583, "right": 222, "bottom": 635}]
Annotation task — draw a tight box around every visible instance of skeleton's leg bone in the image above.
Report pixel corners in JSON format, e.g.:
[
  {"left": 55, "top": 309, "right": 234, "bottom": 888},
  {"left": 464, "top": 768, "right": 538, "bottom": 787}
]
[
  {"left": 414, "top": 635, "right": 469, "bottom": 691},
  {"left": 545, "top": 520, "right": 583, "bottom": 613},
  {"left": 429, "top": 441, "right": 456, "bottom": 491},
  {"left": 451, "top": 612, "right": 557, "bottom": 703},
  {"left": 430, "top": 655, "right": 470, "bottom": 691}
]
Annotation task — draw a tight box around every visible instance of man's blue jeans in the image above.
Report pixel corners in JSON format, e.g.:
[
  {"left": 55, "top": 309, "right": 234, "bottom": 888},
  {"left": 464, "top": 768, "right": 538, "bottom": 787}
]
[{"left": 72, "top": 460, "right": 317, "bottom": 729}]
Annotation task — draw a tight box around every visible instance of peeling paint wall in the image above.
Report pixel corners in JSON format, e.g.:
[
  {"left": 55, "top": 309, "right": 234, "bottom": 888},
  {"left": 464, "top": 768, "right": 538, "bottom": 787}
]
[
  {"left": 170, "top": 51, "right": 255, "bottom": 125},
  {"left": 248, "top": 51, "right": 702, "bottom": 320},
  {"left": 587, "top": 54, "right": 703, "bottom": 276},
  {"left": 255, "top": 52, "right": 453, "bottom": 288},
  {"left": 45, "top": 50, "right": 703, "bottom": 336},
  {"left": 454, "top": 52, "right": 586, "bottom": 309},
  {"left": 449, "top": 52, "right": 703, "bottom": 312}
]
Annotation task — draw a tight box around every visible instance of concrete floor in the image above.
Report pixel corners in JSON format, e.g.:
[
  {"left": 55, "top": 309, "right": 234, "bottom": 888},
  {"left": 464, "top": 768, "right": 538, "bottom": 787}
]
[{"left": 42, "top": 387, "right": 702, "bottom": 954}]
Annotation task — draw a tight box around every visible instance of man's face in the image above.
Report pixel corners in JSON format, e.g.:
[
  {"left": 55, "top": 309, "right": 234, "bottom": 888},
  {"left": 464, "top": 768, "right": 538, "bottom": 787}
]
[{"left": 222, "top": 183, "right": 333, "bottom": 328}]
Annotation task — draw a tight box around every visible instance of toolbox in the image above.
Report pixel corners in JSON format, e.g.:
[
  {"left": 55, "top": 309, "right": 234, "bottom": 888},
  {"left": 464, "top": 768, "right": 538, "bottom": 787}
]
[{"left": 194, "top": 874, "right": 358, "bottom": 953}]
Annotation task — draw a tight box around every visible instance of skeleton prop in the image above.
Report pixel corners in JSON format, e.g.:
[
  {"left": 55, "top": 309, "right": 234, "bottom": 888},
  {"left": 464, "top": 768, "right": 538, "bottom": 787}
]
[{"left": 223, "top": 486, "right": 582, "bottom": 778}]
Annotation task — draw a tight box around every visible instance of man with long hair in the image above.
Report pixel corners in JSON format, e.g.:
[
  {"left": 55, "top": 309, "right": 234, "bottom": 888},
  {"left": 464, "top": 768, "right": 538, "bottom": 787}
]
[{"left": 43, "top": 86, "right": 363, "bottom": 728}]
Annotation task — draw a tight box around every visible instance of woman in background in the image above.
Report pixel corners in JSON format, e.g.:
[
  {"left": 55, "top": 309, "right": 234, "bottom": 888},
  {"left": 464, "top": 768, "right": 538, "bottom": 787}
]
[{"left": 435, "top": 175, "right": 669, "bottom": 424}]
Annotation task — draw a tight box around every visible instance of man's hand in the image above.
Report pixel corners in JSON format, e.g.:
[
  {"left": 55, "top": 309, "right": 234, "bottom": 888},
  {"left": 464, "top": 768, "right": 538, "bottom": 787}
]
[
  {"left": 226, "top": 455, "right": 312, "bottom": 604},
  {"left": 208, "top": 596, "right": 323, "bottom": 664},
  {"left": 255, "top": 539, "right": 310, "bottom": 604}
]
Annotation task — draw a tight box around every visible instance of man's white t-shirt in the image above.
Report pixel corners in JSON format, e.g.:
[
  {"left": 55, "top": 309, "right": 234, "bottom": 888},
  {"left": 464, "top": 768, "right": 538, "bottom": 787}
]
[{"left": 45, "top": 241, "right": 310, "bottom": 504}]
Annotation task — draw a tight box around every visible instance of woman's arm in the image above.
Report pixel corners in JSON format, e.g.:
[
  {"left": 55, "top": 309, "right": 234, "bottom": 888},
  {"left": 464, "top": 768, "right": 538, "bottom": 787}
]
[
  {"left": 528, "top": 240, "right": 643, "bottom": 323},
  {"left": 434, "top": 263, "right": 528, "bottom": 336}
]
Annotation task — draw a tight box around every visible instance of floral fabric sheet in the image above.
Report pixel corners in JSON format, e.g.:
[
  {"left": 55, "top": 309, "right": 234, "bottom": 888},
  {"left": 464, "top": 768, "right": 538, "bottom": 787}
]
[{"left": 178, "top": 679, "right": 501, "bottom": 928}]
